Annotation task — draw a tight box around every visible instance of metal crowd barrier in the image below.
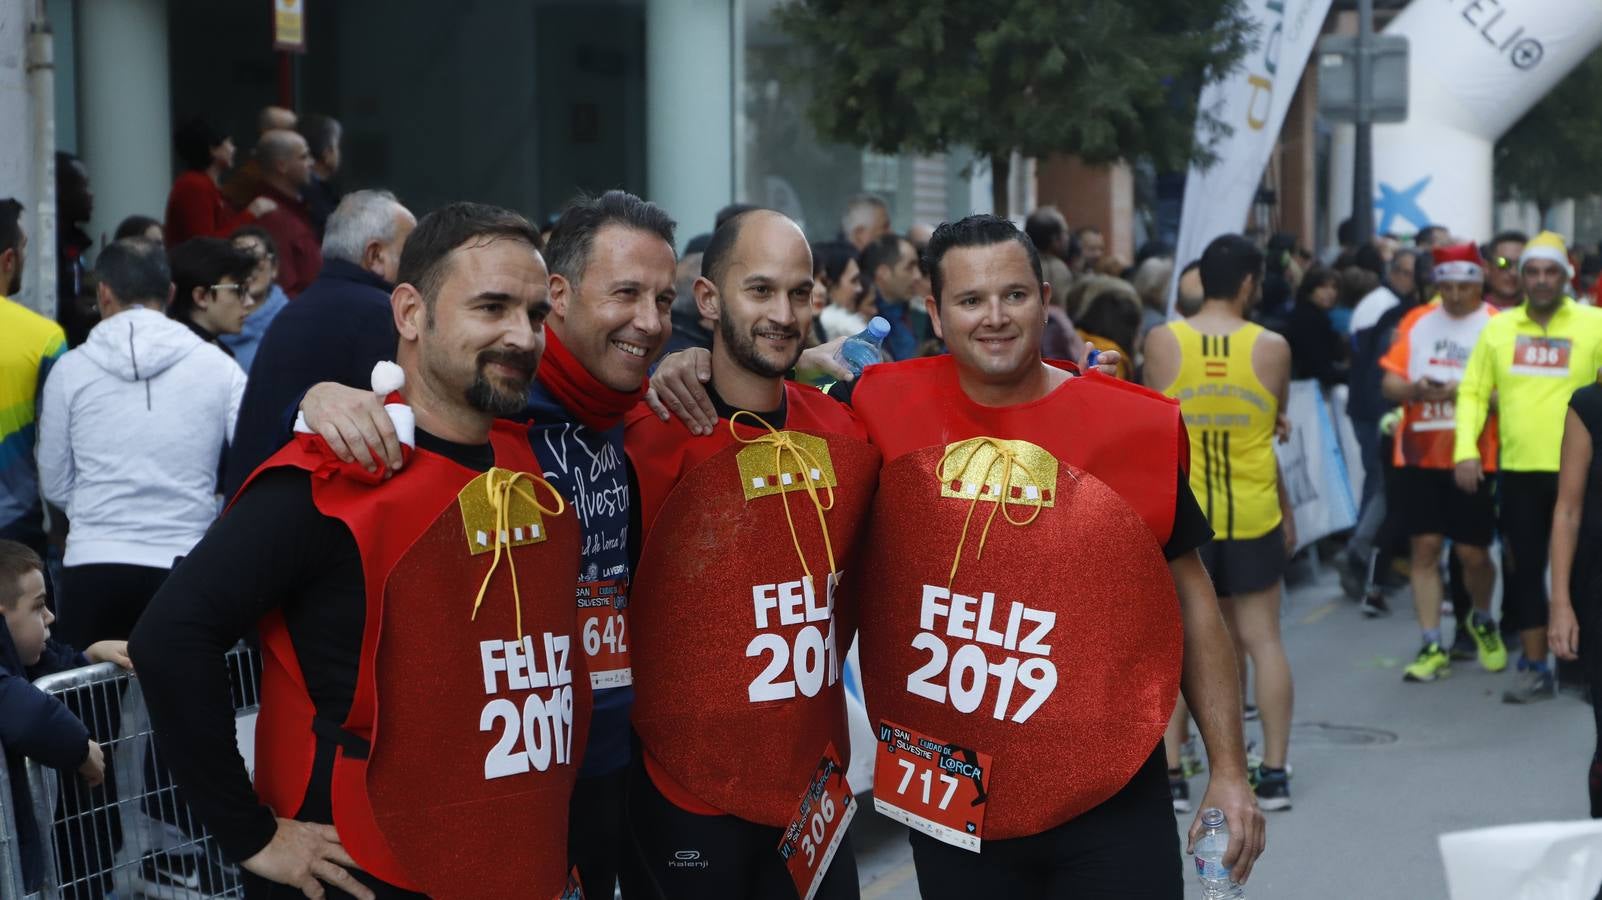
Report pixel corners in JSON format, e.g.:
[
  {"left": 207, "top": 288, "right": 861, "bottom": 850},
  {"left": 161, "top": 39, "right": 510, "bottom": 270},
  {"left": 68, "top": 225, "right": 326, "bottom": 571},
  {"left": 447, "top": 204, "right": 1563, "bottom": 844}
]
[{"left": 0, "top": 644, "right": 259, "bottom": 900}]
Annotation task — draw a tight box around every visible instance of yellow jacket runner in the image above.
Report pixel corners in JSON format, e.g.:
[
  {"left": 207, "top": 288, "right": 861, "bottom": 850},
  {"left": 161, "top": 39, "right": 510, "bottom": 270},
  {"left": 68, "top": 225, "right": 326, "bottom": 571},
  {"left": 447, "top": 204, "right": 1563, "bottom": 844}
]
[{"left": 1454, "top": 296, "right": 1602, "bottom": 472}]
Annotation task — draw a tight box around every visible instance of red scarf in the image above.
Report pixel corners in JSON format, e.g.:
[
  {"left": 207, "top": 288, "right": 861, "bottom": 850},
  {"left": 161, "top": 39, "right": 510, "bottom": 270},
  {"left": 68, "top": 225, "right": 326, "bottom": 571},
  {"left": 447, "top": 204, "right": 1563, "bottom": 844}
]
[{"left": 537, "top": 325, "right": 648, "bottom": 431}]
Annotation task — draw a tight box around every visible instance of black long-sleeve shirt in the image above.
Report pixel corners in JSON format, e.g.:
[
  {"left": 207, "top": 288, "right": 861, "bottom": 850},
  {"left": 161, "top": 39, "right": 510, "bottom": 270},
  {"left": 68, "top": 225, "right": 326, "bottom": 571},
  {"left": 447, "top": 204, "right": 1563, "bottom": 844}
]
[{"left": 129, "top": 430, "right": 493, "bottom": 863}]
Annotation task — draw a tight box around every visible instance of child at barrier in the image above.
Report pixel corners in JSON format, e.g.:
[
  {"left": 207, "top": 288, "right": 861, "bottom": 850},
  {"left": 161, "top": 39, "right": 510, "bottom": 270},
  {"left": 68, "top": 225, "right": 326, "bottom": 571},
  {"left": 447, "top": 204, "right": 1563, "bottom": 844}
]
[{"left": 0, "top": 539, "right": 129, "bottom": 892}]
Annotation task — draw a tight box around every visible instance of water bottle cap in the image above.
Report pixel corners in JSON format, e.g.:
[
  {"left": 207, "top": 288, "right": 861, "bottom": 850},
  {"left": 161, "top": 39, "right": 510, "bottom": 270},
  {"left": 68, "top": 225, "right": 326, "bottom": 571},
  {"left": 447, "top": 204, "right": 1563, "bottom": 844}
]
[
  {"left": 1200, "top": 807, "right": 1225, "bottom": 828},
  {"left": 867, "top": 317, "right": 891, "bottom": 339}
]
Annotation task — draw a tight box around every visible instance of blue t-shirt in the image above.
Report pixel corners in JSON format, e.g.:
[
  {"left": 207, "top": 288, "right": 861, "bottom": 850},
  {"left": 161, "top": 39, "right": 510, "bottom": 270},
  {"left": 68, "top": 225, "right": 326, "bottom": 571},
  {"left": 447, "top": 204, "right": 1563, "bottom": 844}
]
[{"left": 523, "top": 381, "right": 635, "bottom": 777}]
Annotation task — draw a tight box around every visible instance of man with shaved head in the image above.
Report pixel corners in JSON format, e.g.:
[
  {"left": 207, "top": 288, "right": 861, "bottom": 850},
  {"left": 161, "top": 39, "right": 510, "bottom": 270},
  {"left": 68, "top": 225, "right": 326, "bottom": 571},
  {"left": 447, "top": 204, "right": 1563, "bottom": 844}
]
[
  {"left": 623, "top": 208, "right": 874, "bottom": 898},
  {"left": 252, "top": 129, "right": 321, "bottom": 296}
]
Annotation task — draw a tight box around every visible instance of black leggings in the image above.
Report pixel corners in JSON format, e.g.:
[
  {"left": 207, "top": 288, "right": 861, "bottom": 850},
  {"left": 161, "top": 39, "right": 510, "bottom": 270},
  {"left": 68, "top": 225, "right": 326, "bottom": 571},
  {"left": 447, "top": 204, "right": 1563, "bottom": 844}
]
[
  {"left": 909, "top": 746, "right": 1182, "bottom": 900},
  {"left": 627, "top": 760, "right": 860, "bottom": 900},
  {"left": 570, "top": 766, "right": 652, "bottom": 899},
  {"left": 1499, "top": 472, "right": 1559, "bottom": 633}
]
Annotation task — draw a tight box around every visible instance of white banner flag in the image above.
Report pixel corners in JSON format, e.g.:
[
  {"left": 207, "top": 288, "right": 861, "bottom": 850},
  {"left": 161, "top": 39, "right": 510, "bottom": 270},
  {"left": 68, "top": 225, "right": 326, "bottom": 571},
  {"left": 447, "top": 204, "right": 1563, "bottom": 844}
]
[{"left": 1171, "top": 0, "right": 1333, "bottom": 309}]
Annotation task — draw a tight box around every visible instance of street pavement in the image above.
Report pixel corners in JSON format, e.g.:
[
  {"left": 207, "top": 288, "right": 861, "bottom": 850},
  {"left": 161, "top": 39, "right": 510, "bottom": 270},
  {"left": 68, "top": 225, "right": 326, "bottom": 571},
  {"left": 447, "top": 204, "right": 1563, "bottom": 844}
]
[{"left": 849, "top": 560, "right": 1597, "bottom": 899}]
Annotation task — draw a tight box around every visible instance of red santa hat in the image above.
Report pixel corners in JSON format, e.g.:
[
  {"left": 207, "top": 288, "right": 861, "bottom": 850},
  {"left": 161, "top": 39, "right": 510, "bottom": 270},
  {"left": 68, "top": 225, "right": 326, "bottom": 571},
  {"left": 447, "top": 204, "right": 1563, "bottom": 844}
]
[{"left": 1432, "top": 242, "right": 1485, "bottom": 283}]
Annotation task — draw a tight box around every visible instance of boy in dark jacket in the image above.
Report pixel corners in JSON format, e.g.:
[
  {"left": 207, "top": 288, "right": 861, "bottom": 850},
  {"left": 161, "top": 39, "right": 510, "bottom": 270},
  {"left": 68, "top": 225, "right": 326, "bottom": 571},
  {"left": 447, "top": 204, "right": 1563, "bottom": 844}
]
[{"left": 0, "top": 540, "right": 129, "bottom": 890}]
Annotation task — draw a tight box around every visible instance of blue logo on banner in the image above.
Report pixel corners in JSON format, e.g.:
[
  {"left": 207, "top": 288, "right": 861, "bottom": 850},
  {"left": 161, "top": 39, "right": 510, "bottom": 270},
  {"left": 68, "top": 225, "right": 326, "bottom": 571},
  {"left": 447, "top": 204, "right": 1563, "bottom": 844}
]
[{"left": 1375, "top": 177, "right": 1432, "bottom": 234}]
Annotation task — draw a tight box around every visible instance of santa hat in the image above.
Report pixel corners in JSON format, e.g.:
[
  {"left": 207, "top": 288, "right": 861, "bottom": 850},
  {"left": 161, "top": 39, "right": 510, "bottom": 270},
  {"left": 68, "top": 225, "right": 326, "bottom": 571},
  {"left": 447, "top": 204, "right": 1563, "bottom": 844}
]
[
  {"left": 1432, "top": 243, "right": 1485, "bottom": 283},
  {"left": 293, "top": 361, "right": 416, "bottom": 447},
  {"left": 1520, "top": 231, "right": 1574, "bottom": 277}
]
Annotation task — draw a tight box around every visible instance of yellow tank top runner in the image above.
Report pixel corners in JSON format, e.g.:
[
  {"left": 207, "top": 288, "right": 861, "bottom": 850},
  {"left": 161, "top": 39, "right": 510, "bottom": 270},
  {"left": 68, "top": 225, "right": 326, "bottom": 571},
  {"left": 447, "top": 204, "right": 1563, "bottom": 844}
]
[{"left": 1163, "top": 321, "right": 1281, "bottom": 540}]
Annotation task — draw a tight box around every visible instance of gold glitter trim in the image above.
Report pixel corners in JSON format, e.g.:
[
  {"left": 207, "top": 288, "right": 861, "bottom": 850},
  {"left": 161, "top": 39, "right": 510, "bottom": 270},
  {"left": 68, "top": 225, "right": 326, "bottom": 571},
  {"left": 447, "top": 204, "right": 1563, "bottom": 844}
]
[
  {"left": 736, "top": 431, "right": 839, "bottom": 501},
  {"left": 458, "top": 467, "right": 553, "bottom": 557},
  {"left": 937, "top": 438, "right": 1058, "bottom": 509}
]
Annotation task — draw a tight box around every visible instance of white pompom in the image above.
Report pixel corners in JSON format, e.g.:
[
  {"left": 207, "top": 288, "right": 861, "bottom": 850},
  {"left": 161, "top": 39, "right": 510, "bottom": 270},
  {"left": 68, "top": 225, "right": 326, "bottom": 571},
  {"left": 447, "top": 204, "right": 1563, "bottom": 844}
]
[{"left": 370, "top": 361, "right": 405, "bottom": 395}]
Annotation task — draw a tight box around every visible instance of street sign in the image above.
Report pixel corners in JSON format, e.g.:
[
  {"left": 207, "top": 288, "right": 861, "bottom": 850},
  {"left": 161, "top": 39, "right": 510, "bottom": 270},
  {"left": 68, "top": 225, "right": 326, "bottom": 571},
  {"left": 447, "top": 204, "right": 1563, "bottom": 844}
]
[
  {"left": 273, "top": 0, "right": 306, "bottom": 53},
  {"left": 1317, "top": 34, "right": 1408, "bottom": 123}
]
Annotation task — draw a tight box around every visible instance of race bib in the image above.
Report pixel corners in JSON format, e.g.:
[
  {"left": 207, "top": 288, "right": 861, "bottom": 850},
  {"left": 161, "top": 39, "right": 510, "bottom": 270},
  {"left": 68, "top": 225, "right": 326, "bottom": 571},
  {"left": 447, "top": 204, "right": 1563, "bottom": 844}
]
[
  {"left": 1409, "top": 399, "right": 1456, "bottom": 432},
  {"left": 873, "top": 720, "right": 991, "bottom": 853},
  {"left": 778, "top": 744, "right": 855, "bottom": 900},
  {"left": 576, "top": 578, "right": 631, "bottom": 688},
  {"left": 1511, "top": 336, "right": 1572, "bottom": 377}
]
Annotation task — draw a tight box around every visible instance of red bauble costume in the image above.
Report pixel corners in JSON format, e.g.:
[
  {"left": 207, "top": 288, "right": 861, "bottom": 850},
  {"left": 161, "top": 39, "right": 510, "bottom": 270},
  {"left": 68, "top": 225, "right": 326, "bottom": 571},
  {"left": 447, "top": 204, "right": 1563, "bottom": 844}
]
[
  {"left": 851, "top": 357, "right": 1186, "bottom": 839},
  {"left": 624, "top": 384, "right": 878, "bottom": 825},
  {"left": 244, "top": 421, "right": 590, "bottom": 898}
]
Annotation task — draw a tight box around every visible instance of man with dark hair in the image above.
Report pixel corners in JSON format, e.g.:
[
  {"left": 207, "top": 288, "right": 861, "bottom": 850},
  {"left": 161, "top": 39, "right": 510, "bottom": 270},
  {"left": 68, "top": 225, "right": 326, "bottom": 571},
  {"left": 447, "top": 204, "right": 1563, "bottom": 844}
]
[
  {"left": 648, "top": 216, "right": 1255, "bottom": 895},
  {"left": 298, "top": 114, "right": 343, "bottom": 238},
  {"left": 38, "top": 237, "right": 246, "bottom": 649},
  {"left": 300, "top": 189, "right": 677, "bottom": 900},
  {"left": 861, "top": 232, "right": 932, "bottom": 361},
  {"left": 623, "top": 207, "right": 871, "bottom": 899},
  {"left": 1146, "top": 232, "right": 1295, "bottom": 815},
  {"left": 56, "top": 152, "right": 97, "bottom": 347},
  {"left": 223, "top": 189, "right": 416, "bottom": 495},
  {"left": 0, "top": 199, "right": 68, "bottom": 563},
  {"left": 1485, "top": 230, "right": 1528, "bottom": 310},
  {"left": 167, "top": 237, "right": 261, "bottom": 352},
  {"left": 252, "top": 130, "right": 322, "bottom": 297},
  {"left": 132, "top": 202, "right": 590, "bottom": 900}
]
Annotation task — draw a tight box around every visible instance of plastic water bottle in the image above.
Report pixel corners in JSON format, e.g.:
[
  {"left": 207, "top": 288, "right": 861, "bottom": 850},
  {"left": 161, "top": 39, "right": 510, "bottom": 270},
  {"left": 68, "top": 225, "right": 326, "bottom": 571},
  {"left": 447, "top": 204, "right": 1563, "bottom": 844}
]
[
  {"left": 833, "top": 317, "right": 891, "bottom": 376},
  {"left": 1194, "top": 807, "right": 1243, "bottom": 898}
]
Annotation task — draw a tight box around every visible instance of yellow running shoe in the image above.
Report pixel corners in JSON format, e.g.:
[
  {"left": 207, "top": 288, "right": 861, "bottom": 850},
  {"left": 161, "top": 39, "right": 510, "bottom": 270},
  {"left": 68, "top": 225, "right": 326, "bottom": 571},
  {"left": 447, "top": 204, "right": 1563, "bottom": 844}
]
[
  {"left": 1403, "top": 642, "right": 1451, "bottom": 683},
  {"left": 1467, "top": 616, "right": 1508, "bottom": 672}
]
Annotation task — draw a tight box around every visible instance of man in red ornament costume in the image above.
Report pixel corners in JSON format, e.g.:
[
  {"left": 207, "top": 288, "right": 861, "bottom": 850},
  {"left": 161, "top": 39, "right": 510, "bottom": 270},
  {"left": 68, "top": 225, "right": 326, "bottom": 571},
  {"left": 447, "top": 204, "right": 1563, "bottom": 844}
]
[
  {"left": 649, "top": 215, "right": 1263, "bottom": 898},
  {"left": 623, "top": 209, "right": 875, "bottom": 898},
  {"left": 131, "top": 203, "right": 590, "bottom": 900}
]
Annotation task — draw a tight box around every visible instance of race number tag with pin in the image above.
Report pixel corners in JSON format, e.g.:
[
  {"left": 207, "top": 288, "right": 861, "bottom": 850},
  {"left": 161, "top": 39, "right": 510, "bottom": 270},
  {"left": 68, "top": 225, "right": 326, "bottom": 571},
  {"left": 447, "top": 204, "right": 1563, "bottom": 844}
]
[
  {"left": 575, "top": 578, "right": 631, "bottom": 688},
  {"left": 872, "top": 720, "right": 990, "bottom": 853},
  {"left": 778, "top": 743, "right": 855, "bottom": 900},
  {"left": 1512, "top": 335, "right": 1572, "bottom": 377}
]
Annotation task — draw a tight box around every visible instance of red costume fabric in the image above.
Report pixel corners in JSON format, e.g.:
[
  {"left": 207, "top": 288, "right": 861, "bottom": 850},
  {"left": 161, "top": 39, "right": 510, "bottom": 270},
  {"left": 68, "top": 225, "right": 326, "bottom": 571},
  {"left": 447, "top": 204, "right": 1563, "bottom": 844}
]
[
  {"left": 849, "top": 357, "right": 1185, "bottom": 838},
  {"left": 623, "top": 384, "right": 878, "bottom": 825},
  {"left": 243, "top": 421, "right": 589, "bottom": 897}
]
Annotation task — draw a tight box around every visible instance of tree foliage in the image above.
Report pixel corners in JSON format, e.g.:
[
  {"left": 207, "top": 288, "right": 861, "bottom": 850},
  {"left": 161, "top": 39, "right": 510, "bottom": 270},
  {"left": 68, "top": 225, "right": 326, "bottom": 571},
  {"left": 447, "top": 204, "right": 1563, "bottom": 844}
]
[
  {"left": 774, "top": 0, "right": 1255, "bottom": 217},
  {"left": 1495, "top": 48, "right": 1602, "bottom": 217}
]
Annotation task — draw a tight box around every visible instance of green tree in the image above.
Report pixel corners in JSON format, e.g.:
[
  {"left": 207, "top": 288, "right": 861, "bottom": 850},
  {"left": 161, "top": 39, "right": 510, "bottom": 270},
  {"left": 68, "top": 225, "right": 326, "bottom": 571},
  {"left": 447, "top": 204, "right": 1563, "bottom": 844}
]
[
  {"left": 774, "top": 0, "right": 1254, "bottom": 218},
  {"left": 1495, "top": 48, "right": 1602, "bottom": 221}
]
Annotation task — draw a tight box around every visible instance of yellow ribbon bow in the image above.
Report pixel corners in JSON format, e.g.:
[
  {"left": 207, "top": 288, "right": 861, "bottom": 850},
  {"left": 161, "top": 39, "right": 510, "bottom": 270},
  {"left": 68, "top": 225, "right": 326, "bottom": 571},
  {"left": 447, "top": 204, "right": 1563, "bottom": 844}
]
[
  {"left": 471, "top": 468, "right": 567, "bottom": 638},
  {"left": 729, "top": 412, "right": 838, "bottom": 585},
  {"left": 936, "top": 437, "right": 1054, "bottom": 588}
]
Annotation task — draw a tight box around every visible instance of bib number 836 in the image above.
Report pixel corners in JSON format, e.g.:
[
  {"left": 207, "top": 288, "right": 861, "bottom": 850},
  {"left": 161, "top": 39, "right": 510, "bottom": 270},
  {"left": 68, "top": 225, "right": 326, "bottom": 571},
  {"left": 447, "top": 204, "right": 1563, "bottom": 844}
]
[{"left": 906, "top": 634, "right": 1057, "bottom": 723}]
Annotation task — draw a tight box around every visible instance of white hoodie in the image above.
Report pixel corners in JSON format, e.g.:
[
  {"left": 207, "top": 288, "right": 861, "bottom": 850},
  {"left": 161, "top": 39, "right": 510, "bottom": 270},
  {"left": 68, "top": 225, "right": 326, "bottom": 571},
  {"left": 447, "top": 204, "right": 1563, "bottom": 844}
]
[{"left": 37, "top": 306, "right": 247, "bottom": 569}]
